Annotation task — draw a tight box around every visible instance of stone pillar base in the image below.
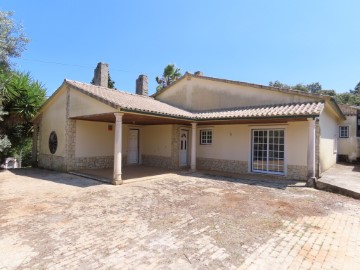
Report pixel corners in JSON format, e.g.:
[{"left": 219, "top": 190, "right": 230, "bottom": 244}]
[
  {"left": 306, "top": 177, "right": 317, "bottom": 188},
  {"left": 112, "top": 178, "right": 123, "bottom": 185}
]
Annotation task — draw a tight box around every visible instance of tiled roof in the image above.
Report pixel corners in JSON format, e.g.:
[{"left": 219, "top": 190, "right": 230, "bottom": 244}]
[
  {"left": 65, "top": 80, "right": 324, "bottom": 120},
  {"left": 65, "top": 80, "right": 193, "bottom": 118},
  {"left": 194, "top": 102, "right": 324, "bottom": 119},
  {"left": 338, "top": 104, "right": 359, "bottom": 116}
]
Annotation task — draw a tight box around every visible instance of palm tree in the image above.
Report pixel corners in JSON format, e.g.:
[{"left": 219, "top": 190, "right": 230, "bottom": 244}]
[
  {"left": 0, "top": 71, "right": 46, "bottom": 163},
  {"left": 156, "top": 64, "right": 182, "bottom": 91}
]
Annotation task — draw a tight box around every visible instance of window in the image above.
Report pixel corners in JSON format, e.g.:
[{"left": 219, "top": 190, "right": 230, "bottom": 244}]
[
  {"left": 48, "top": 131, "right": 58, "bottom": 154},
  {"left": 339, "top": 126, "right": 349, "bottom": 138},
  {"left": 252, "top": 129, "right": 285, "bottom": 174},
  {"left": 200, "top": 129, "right": 212, "bottom": 145}
]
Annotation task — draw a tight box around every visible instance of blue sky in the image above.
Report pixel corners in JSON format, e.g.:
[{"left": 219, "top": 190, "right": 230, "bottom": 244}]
[{"left": 2, "top": 0, "right": 360, "bottom": 96}]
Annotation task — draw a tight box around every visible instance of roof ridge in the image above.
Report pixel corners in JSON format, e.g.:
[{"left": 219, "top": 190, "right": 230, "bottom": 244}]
[{"left": 153, "top": 73, "right": 328, "bottom": 100}]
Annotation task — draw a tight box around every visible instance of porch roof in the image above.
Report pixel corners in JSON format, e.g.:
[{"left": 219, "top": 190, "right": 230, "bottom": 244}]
[{"left": 66, "top": 80, "right": 325, "bottom": 122}]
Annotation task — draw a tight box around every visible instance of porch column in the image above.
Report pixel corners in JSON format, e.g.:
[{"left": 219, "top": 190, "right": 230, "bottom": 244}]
[
  {"left": 113, "top": 112, "right": 124, "bottom": 185},
  {"left": 307, "top": 118, "right": 316, "bottom": 180},
  {"left": 32, "top": 124, "right": 39, "bottom": 166},
  {"left": 191, "top": 123, "right": 197, "bottom": 171}
]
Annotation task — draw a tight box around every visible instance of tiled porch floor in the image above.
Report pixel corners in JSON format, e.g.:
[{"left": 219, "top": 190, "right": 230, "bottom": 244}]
[{"left": 70, "top": 165, "right": 180, "bottom": 184}]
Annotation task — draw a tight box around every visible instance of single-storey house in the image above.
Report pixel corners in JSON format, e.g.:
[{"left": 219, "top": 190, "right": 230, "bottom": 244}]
[{"left": 32, "top": 63, "right": 348, "bottom": 184}]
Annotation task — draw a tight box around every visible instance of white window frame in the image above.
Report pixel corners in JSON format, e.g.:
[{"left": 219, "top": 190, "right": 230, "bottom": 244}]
[
  {"left": 200, "top": 129, "right": 213, "bottom": 145},
  {"left": 251, "top": 128, "right": 286, "bottom": 175},
  {"left": 339, "top": 126, "right": 349, "bottom": 138}
]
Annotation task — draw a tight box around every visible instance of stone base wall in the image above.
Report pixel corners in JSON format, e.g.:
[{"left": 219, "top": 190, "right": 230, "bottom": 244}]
[
  {"left": 74, "top": 156, "right": 114, "bottom": 169},
  {"left": 287, "top": 165, "right": 307, "bottom": 181},
  {"left": 38, "top": 154, "right": 66, "bottom": 171},
  {"left": 142, "top": 155, "right": 175, "bottom": 169},
  {"left": 197, "top": 157, "right": 248, "bottom": 174}
]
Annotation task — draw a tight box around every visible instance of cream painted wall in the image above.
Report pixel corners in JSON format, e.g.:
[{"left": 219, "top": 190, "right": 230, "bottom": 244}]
[
  {"left": 196, "top": 122, "right": 308, "bottom": 169},
  {"left": 69, "top": 88, "right": 117, "bottom": 117},
  {"left": 39, "top": 88, "right": 67, "bottom": 157},
  {"left": 142, "top": 125, "right": 172, "bottom": 157},
  {"left": 338, "top": 115, "right": 359, "bottom": 160},
  {"left": 75, "top": 120, "right": 115, "bottom": 157},
  {"left": 319, "top": 107, "right": 339, "bottom": 173},
  {"left": 156, "top": 77, "right": 319, "bottom": 111},
  {"left": 286, "top": 121, "right": 308, "bottom": 166},
  {"left": 197, "top": 125, "right": 249, "bottom": 161}
]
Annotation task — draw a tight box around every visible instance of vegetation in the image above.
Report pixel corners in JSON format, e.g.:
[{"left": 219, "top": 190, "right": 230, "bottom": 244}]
[
  {"left": 0, "top": 11, "right": 46, "bottom": 166},
  {"left": 269, "top": 80, "right": 360, "bottom": 106},
  {"left": 156, "top": 64, "right": 182, "bottom": 91}
]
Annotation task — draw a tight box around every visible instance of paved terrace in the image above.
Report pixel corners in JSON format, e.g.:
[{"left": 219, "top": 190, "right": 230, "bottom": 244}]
[{"left": 0, "top": 168, "right": 359, "bottom": 269}]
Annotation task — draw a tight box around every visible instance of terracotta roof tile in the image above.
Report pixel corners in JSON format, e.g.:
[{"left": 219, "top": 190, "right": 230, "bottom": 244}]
[
  {"left": 338, "top": 104, "right": 359, "bottom": 116},
  {"left": 66, "top": 80, "right": 193, "bottom": 118},
  {"left": 66, "top": 80, "right": 324, "bottom": 120},
  {"left": 194, "top": 102, "right": 324, "bottom": 119}
]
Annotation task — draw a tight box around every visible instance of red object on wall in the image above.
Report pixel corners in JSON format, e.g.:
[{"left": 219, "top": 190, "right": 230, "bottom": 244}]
[{"left": 108, "top": 125, "right": 113, "bottom": 131}]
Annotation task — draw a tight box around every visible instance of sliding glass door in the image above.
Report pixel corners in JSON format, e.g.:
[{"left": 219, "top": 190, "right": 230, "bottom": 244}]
[{"left": 252, "top": 129, "right": 285, "bottom": 174}]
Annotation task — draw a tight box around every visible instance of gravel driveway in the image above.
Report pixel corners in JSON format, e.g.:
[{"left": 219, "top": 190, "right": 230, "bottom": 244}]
[{"left": 0, "top": 169, "right": 359, "bottom": 269}]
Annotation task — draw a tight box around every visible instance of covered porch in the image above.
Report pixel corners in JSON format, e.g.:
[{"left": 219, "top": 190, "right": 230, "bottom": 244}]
[
  {"left": 71, "top": 110, "right": 198, "bottom": 185},
  {"left": 70, "top": 165, "right": 181, "bottom": 184}
]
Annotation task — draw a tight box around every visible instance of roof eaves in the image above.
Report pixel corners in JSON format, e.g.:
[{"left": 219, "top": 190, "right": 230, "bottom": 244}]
[{"left": 324, "top": 97, "right": 346, "bottom": 120}]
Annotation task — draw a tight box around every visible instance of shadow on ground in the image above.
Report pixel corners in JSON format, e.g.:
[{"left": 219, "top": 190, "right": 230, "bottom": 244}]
[
  {"left": 185, "top": 171, "right": 305, "bottom": 190},
  {"left": 3, "top": 168, "right": 103, "bottom": 188}
]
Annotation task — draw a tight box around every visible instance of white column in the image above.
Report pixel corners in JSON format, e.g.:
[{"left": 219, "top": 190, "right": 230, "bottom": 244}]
[
  {"left": 113, "top": 112, "right": 124, "bottom": 185},
  {"left": 191, "top": 123, "right": 197, "bottom": 171},
  {"left": 307, "top": 118, "right": 316, "bottom": 180}
]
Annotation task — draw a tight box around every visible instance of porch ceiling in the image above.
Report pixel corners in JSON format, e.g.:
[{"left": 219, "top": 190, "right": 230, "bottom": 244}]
[{"left": 71, "top": 112, "right": 309, "bottom": 125}]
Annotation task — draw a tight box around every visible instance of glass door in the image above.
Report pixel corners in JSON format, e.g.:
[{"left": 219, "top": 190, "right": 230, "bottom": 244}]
[{"left": 252, "top": 129, "right": 285, "bottom": 174}]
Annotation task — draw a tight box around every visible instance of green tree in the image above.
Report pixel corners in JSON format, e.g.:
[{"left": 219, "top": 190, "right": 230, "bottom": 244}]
[
  {"left": 306, "top": 82, "right": 322, "bottom": 93},
  {"left": 0, "top": 105, "right": 11, "bottom": 152},
  {"left": 0, "top": 71, "right": 46, "bottom": 164},
  {"left": 350, "top": 81, "right": 360, "bottom": 94},
  {"left": 156, "top": 64, "right": 182, "bottom": 91},
  {"left": 0, "top": 11, "right": 29, "bottom": 70},
  {"left": 269, "top": 80, "right": 291, "bottom": 89}
]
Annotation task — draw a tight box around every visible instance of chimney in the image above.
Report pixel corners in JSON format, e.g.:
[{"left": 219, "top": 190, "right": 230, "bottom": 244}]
[
  {"left": 136, "top": 74, "right": 148, "bottom": 96},
  {"left": 93, "top": 62, "right": 109, "bottom": 87},
  {"left": 194, "top": 71, "right": 203, "bottom": 76}
]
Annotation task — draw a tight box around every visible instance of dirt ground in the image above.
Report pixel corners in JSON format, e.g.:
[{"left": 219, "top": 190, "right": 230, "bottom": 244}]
[{"left": 0, "top": 168, "right": 359, "bottom": 269}]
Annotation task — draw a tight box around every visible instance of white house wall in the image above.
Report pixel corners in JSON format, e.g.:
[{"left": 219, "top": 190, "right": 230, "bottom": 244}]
[
  {"left": 196, "top": 122, "right": 308, "bottom": 180},
  {"left": 338, "top": 115, "right": 359, "bottom": 161},
  {"left": 141, "top": 125, "right": 174, "bottom": 168},
  {"left": 38, "top": 87, "right": 67, "bottom": 170},
  {"left": 69, "top": 88, "right": 117, "bottom": 118},
  {"left": 319, "top": 106, "right": 339, "bottom": 174},
  {"left": 156, "top": 77, "right": 319, "bottom": 111}
]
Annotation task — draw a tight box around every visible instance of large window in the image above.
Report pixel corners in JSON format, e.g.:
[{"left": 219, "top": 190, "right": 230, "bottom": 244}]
[
  {"left": 339, "top": 126, "right": 349, "bottom": 138},
  {"left": 252, "top": 129, "right": 285, "bottom": 174},
  {"left": 200, "top": 129, "right": 212, "bottom": 145}
]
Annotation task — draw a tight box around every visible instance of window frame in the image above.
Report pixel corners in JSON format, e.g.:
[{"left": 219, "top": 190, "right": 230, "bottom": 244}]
[
  {"left": 339, "top": 125, "right": 349, "bottom": 138},
  {"left": 200, "top": 129, "right": 213, "bottom": 145}
]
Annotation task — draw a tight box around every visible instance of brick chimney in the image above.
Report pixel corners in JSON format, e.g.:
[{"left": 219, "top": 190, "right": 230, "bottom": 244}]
[
  {"left": 93, "top": 62, "right": 109, "bottom": 87},
  {"left": 194, "top": 71, "right": 203, "bottom": 76},
  {"left": 136, "top": 75, "right": 148, "bottom": 96}
]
